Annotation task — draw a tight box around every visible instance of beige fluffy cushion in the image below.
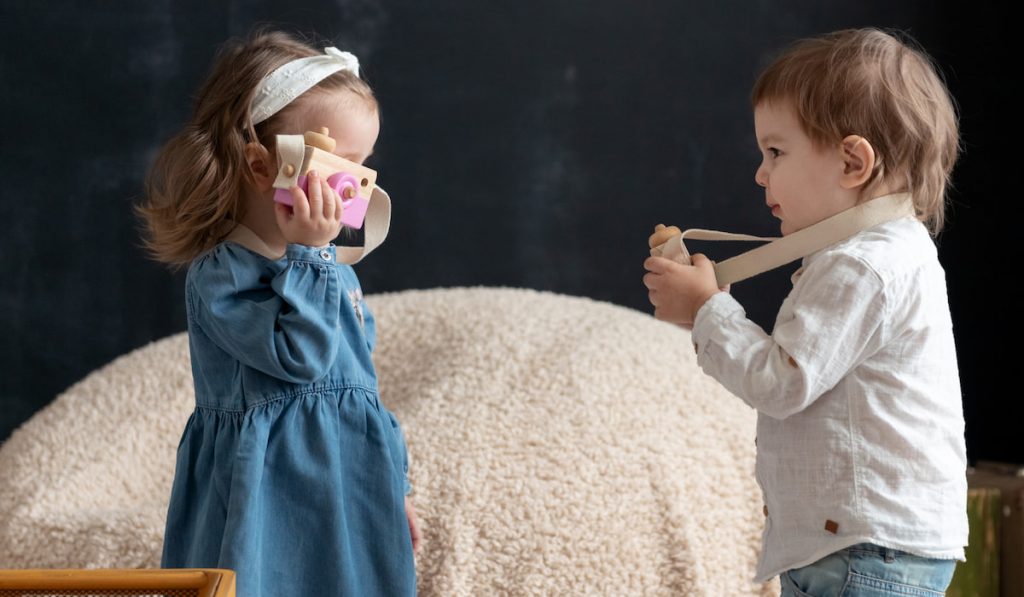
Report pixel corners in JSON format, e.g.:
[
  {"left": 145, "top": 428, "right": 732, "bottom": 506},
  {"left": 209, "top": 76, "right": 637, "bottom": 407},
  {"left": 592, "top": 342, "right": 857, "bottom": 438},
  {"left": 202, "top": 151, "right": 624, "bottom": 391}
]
[{"left": 0, "top": 287, "right": 776, "bottom": 595}]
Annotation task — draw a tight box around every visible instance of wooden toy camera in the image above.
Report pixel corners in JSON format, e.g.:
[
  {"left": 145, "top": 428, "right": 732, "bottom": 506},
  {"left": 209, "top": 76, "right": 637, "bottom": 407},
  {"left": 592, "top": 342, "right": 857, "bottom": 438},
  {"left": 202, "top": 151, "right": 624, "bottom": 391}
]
[{"left": 271, "top": 127, "right": 378, "bottom": 229}]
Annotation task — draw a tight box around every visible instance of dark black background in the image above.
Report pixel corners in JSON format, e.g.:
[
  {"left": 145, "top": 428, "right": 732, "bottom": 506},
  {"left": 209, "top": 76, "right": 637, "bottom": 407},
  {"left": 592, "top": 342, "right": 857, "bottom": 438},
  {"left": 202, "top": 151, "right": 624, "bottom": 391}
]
[{"left": 1, "top": 1, "right": 1017, "bottom": 463}]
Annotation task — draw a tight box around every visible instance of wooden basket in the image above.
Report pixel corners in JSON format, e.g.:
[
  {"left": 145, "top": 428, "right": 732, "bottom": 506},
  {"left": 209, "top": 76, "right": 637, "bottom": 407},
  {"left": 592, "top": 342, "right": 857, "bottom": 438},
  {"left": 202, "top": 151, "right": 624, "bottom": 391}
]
[{"left": 0, "top": 569, "right": 234, "bottom": 597}]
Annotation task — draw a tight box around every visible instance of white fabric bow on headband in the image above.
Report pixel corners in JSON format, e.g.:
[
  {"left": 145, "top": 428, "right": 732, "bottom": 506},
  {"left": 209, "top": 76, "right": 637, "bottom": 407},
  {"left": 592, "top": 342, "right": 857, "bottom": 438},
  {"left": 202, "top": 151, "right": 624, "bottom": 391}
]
[{"left": 250, "top": 47, "right": 360, "bottom": 125}]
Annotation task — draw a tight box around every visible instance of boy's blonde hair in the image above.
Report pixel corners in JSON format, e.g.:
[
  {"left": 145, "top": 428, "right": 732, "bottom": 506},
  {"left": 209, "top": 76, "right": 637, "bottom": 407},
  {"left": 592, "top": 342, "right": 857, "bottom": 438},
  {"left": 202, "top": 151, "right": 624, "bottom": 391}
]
[
  {"left": 751, "top": 28, "right": 959, "bottom": 235},
  {"left": 138, "top": 30, "right": 377, "bottom": 266}
]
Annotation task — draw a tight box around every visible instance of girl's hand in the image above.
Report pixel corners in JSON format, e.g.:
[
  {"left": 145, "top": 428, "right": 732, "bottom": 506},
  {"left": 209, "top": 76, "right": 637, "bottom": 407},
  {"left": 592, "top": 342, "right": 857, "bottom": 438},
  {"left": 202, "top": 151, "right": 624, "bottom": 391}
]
[
  {"left": 405, "top": 496, "right": 422, "bottom": 554},
  {"left": 643, "top": 253, "right": 722, "bottom": 326},
  {"left": 274, "top": 170, "right": 344, "bottom": 247}
]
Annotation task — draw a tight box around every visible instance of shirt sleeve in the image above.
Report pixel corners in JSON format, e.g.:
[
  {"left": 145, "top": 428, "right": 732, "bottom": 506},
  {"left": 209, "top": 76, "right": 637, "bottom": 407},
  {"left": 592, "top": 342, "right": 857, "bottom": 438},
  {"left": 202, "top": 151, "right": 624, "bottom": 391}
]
[
  {"left": 187, "top": 243, "right": 343, "bottom": 384},
  {"left": 691, "top": 251, "right": 888, "bottom": 420}
]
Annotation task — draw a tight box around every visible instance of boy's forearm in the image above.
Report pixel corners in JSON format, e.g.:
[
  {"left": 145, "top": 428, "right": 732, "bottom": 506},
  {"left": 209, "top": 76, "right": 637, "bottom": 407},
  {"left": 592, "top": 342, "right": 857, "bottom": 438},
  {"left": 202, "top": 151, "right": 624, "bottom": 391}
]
[{"left": 691, "top": 293, "right": 816, "bottom": 419}]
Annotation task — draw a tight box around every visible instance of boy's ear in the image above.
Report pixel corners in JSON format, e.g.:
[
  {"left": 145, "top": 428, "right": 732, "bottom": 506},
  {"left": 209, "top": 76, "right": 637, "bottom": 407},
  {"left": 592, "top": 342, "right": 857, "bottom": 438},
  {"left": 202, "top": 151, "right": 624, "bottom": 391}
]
[
  {"left": 243, "top": 142, "right": 275, "bottom": 191},
  {"left": 839, "top": 135, "right": 875, "bottom": 189}
]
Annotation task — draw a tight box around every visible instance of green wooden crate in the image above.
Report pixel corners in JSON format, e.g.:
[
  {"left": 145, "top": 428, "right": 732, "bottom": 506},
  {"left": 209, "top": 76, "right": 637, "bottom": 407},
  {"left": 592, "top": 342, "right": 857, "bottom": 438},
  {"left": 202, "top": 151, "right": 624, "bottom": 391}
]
[{"left": 948, "top": 487, "right": 1000, "bottom": 597}]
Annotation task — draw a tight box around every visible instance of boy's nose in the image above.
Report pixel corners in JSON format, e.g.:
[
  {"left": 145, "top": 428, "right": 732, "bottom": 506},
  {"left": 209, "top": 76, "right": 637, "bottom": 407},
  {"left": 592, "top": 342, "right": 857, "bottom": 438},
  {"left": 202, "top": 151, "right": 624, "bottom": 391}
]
[{"left": 755, "top": 164, "right": 768, "bottom": 188}]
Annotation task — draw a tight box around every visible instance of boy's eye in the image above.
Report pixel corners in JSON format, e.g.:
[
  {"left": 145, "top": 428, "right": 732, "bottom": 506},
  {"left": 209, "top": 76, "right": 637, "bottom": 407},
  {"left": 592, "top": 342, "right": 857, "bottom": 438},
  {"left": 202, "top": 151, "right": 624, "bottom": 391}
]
[{"left": 767, "top": 147, "right": 782, "bottom": 158}]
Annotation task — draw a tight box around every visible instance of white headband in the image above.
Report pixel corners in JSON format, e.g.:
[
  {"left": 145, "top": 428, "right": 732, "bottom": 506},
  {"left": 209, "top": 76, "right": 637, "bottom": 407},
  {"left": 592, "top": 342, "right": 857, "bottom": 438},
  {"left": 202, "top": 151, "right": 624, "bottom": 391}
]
[{"left": 250, "top": 47, "right": 360, "bottom": 125}]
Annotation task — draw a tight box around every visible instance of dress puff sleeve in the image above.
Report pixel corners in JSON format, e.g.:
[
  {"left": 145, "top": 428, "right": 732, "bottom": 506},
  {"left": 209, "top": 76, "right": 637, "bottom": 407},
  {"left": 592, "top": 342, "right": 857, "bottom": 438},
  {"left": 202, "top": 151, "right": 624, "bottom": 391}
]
[{"left": 186, "top": 242, "right": 344, "bottom": 384}]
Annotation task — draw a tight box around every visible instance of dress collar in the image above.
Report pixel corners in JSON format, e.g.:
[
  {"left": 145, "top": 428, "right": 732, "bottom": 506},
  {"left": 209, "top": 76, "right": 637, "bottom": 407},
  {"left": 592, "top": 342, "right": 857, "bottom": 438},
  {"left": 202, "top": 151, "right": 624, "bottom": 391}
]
[{"left": 222, "top": 223, "right": 286, "bottom": 261}]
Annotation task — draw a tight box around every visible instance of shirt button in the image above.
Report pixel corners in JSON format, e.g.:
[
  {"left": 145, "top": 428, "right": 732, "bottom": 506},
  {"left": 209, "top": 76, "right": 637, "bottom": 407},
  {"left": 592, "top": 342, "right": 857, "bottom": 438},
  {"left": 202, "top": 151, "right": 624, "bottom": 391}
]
[{"left": 320, "top": 250, "right": 332, "bottom": 261}]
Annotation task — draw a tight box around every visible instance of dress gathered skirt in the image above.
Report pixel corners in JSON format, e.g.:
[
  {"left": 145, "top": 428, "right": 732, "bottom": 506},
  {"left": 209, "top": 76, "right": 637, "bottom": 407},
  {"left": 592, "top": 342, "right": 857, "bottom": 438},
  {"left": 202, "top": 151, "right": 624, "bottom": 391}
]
[{"left": 161, "top": 234, "right": 415, "bottom": 597}]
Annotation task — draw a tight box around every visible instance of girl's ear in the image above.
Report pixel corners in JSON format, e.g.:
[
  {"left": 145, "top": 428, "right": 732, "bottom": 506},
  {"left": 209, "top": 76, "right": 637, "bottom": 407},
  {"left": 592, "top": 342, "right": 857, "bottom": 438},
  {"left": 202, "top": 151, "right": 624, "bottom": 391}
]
[
  {"left": 839, "top": 135, "right": 875, "bottom": 189},
  {"left": 243, "top": 142, "right": 276, "bottom": 191}
]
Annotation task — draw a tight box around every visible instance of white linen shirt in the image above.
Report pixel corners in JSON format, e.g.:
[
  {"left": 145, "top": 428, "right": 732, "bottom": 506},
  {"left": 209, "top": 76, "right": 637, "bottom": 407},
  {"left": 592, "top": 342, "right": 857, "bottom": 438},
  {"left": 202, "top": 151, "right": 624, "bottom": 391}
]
[{"left": 691, "top": 215, "right": 968, "bottom": 582}]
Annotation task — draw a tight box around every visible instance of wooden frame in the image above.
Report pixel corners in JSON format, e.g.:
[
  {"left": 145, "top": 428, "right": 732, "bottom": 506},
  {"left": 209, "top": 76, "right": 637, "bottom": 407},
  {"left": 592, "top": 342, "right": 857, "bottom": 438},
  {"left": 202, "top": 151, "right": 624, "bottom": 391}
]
[{"left": 0, "top": 569, "right": 235, "bottom": 596}]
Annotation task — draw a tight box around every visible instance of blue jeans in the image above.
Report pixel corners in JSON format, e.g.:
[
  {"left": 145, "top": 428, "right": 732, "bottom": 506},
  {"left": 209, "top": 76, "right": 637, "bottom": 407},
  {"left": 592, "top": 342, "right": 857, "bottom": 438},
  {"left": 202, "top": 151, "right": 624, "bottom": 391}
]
[{"left": 780, "top": 543, "right": 956, "bottom": 597}]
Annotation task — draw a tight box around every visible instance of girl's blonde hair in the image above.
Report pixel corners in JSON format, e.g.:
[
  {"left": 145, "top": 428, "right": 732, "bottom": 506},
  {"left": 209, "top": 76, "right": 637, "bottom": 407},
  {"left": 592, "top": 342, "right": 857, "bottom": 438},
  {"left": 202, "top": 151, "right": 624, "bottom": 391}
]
[
  {"left": 138, "top": 30, "right": 377, "bottom": 266},
  {"left": 751, "top": 28, "right": 959, "bottom": 235}
]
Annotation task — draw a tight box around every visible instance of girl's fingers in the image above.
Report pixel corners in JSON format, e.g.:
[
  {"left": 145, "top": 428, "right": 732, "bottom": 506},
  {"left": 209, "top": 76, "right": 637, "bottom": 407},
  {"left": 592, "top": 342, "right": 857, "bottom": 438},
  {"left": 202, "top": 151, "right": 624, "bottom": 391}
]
[
  {"left": 289, "top": 184, "right": 310, "bottom": 221},
  {"left": 273, "top": 201, "right": 293, "bottom": 230},
  {"left": 279, "top": 171, "right": 343, "bottom": 246},
  {"left": 306, "top": 170, "right": 323, "bottom": 218},
  {"left": 321, "top": 177, "right": 336, "bottom": 220}
]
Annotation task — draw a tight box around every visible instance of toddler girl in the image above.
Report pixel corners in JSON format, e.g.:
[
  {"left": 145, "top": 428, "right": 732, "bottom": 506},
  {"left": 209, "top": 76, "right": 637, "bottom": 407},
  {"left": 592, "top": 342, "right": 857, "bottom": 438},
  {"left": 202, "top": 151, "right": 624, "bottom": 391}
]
[{"left": 139, "top": 30, "right": 419, "bottom": 597}]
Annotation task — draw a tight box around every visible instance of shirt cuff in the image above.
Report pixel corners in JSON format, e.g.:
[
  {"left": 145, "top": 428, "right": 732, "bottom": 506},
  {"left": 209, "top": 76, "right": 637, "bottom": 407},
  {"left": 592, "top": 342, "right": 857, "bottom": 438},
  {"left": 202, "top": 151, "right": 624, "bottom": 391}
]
[
  {"left": 691, "top": 292, "right": 746, "bottom": 358},
  {"left": 286, "top": 243, "right": 336, "bottom": 264}
]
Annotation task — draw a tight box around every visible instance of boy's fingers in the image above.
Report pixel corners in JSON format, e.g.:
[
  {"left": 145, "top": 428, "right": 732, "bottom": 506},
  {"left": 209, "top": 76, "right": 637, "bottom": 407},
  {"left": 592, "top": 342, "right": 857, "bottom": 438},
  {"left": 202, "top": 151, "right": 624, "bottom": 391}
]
[
  {"left": 689, "top": 254, "right": 723, "bottom": 293},
  {"left": 644, "top": 256, "right": 678, "bottom": 274},
  {"left": 691, "top": 253, "right": 716, "bottom": 271}
]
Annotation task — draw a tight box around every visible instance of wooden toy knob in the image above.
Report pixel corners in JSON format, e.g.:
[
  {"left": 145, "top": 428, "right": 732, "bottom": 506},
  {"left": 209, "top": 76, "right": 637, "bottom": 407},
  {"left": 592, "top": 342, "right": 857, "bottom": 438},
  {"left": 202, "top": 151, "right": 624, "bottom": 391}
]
[
  {"left": 304, "top": 127, "right": 337, "bottom": 152},
  {"left": 649, "top": 224, "right": 682, "bottom": 249}
]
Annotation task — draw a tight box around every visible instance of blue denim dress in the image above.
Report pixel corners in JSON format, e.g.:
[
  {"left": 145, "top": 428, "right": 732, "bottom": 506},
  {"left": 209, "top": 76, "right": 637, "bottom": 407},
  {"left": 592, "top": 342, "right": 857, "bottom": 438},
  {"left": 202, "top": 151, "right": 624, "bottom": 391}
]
[{"left": 161, "top": 239, "right": 415, "bottom": 597}]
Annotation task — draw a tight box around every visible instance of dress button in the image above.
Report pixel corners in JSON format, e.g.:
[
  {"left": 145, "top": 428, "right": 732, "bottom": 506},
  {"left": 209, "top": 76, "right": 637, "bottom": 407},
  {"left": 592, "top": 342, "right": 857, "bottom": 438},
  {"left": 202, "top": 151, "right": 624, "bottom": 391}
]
[{"left": 320, "top": 250, "right": 332, "bottom": 261}]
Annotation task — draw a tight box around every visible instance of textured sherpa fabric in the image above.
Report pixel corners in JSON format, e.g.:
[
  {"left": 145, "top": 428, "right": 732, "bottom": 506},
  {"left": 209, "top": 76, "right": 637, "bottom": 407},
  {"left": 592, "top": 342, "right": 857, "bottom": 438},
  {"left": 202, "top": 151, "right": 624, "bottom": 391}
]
[{"left": 0, "top": 287, "right": 777, "bottom": 596}]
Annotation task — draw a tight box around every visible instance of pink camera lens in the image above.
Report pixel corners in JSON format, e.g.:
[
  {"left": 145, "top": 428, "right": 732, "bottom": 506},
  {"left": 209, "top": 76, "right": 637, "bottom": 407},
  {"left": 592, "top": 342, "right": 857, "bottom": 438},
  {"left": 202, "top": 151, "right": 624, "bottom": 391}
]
[{"left": 327, "top": 173, "right": 360, "bottom": 205}]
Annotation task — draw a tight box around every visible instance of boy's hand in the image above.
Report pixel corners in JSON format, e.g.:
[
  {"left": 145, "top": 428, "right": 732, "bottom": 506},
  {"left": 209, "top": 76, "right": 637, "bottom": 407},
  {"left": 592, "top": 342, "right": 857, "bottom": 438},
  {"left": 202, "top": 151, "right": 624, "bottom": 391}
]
[
  {"left": 643, "top": 253, "right": 721, "bottom": 325},
  {"left": 274, "top": 170, "right": 344, "bottom": 247}
]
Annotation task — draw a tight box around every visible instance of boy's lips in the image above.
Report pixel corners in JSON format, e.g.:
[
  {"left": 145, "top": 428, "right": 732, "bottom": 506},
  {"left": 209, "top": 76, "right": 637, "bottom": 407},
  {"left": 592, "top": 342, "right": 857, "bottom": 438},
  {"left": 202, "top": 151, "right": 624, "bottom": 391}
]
[{"left": 769, "top": 203, "right": 780, "bottom": 216}]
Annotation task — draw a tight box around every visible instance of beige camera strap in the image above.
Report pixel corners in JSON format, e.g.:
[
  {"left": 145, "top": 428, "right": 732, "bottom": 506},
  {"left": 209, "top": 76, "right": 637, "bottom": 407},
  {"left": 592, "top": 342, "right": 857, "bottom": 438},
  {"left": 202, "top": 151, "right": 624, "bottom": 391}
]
[
  {"left": 336, "top": 186, "right": 391, "bottom": 265},
  {"left": 650, "top": 193, "right": 915, "bottom": 286}
]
